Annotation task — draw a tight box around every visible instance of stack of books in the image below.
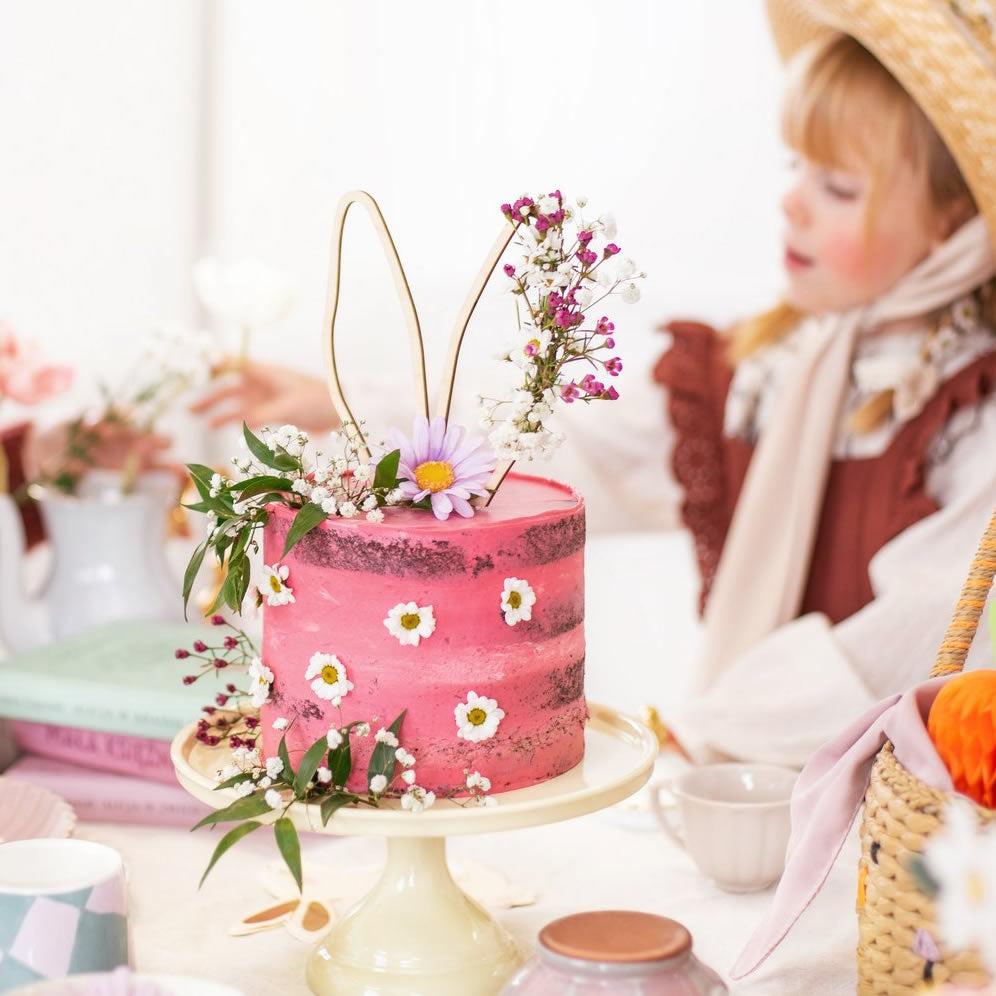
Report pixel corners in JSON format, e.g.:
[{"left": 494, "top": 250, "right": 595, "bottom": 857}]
[{"left": 0, "top": 620, "right": 237, "bottom": 826}]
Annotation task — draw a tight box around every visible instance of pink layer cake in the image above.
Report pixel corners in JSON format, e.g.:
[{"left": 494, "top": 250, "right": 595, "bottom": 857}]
[{"left": 260, "top": 472, "right": 586, "bottom": 795}]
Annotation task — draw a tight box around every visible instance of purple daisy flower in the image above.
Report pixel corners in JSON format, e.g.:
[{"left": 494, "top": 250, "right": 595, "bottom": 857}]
[{"left": 388, "top": 415, "right": 496, "bottom": 520}]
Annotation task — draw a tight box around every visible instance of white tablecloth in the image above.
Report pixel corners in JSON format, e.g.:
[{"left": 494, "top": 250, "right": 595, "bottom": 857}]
[{"left": 40, "top": 532, "right": 861, "bottom": 994}]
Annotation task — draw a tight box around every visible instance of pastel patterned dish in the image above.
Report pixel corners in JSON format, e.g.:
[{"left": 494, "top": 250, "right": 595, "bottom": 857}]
[{"left": 0, "top": 776, "right": 76, "bottom": 841}]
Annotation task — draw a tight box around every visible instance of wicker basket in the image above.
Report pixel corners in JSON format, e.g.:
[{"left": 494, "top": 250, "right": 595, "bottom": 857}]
[{"left": 856, "top": 510, "right": 996, "bottom": 994}]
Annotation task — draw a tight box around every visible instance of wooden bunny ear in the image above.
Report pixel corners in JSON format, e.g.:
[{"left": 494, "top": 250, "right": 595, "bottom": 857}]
[
  {"left": 435, "top": 220, "right": 519, "bottom": 507},
  {"left": 323, "top": 190, "right": 430, "bottom": 461},
  {"left": 284, "top": 895, "right": 337, "bottom": 943}
]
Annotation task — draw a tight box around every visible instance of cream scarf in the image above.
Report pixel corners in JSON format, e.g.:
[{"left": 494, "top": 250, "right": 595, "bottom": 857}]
[{"left": 694, "top": 215, "right": 996, "bottom": 693}]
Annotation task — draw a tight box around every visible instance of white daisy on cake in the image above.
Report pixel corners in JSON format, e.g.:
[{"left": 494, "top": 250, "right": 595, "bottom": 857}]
[
  {"left": 305, "top": 652, "right": 355, "bottom": 705},
  {"left": 247, "top": 656, "right": 274, "bottom": 707},
  {"left": 259, "top": 563, "right": 295, "bottom": 606},
  {"left": 500, "top": 577, "right": 536, "bottom": 626},
  {"left": 455, "top": 691, "right": 505, "bottom": 742},
  {"left": 384, "top": 602, "right": 436, "bottom": 646}
]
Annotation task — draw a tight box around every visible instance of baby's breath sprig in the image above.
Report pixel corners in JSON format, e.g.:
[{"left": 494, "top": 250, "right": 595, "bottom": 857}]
[{"left": 182, "top": 422, "right": 405, "bottom": 617}]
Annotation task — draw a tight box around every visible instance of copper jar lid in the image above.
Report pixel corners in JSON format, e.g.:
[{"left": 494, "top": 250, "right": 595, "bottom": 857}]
[{"left": 539, "top": 911, "right": 692, "bottom": 964}]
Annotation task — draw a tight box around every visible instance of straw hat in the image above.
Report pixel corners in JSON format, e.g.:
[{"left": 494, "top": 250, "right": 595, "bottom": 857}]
[{"left": 766, "top": 0, "right": 996, "bottom": 245}]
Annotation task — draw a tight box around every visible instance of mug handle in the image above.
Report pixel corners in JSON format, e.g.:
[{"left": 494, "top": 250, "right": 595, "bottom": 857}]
[{"left": 648, "top": 780, "right": 686, "bottom": 849}]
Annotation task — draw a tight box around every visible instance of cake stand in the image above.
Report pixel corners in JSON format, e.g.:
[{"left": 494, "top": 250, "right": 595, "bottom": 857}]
[{"left": 172, "top": 702, "right": 657, "bottom": 996}]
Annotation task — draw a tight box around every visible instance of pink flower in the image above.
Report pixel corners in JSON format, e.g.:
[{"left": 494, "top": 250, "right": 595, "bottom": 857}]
[
  {"left": 524, "top": 341, "right": 539, "bottom": 357},
  {"left": 605, "top": 357, "right": 623, "bottom": 376},
  {"left": 577, "top": 248, "right": 597, "bottom": 266},
  {"left": 0, "top": 322, "right": 73, "bottom": 405},
  {"left": 503, "top": 264, "right": 516, "bottom": 278},
  {"left": 603, "top": 243, "right": 621, "bottom": 257},
  {"left": 596, "top": 317, "right": 615, "bottom": 336},
  {"left": 560, "top": 382, "right": 580, "bottom": 404},
  {"left": 577, "top": 230, "right": 594, "bottom": 245},
  {"left": 554, "top": 308, "right": 574, "bottom": 329},
  {"left": 534, "top": 216, "right": 550, "bottom": 232},
  {"left": 388, "top": 415, "right": 496, "bottom": 521},
  {"left": 580, "top": 374, "right": 604, "bottom": 395},
  {"left": 602, "top": 386, "right": 619, "bottom": 400},
  {"left": 604, "top": 336, "right": 615, "bottom": 348}
]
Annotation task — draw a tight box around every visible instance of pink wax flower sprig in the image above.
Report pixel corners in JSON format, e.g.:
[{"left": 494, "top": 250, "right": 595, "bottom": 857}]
[
  {"left": 388, "top": 414, "right": 496, "bottom": 521},
  {"left": 0, "top": 320, "right": 73, "bottom": 494},
  {"left": 175, "top": 614, "right": 262, "bottom": 751},
  {"left": 480, "top": 192, "right": 645, "bottom": 461}
]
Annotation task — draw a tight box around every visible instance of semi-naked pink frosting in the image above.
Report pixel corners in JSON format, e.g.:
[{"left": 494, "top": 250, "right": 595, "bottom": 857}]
[{"left": 260, "top": 472, "right": 586, "bottom": 795}]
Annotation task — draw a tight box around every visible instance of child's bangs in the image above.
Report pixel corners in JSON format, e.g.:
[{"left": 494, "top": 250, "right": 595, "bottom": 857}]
[{"left": 781, "top": 34, "right": 916, "bottom": 176}]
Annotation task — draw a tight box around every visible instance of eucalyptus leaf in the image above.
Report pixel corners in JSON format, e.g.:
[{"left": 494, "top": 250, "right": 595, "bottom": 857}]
[
  {"left": 274, "top": 818, "right": 303, "bottom": 892},
  {"left": 367, "top": 709, "right": 407, "bottom": 785},
  {"left": 182, "top": 541, "right": 208, "bottom": 617},
  {"left": 242, "top": 424, "right": 300, "bottom": 473},
  {"left": 329, "top": 738, "right": 352, "bottom": 788},
  {"left": 213, "top": 773, "right": 256, "bottom": 792},
  {"left": 373, "top": 449, "right": 401, "bottom": 490},
  {"left": 278, "top": 732, "right": 293, "bottom": 785},
  {"left": 190, "top": 792, "right": 271, "bottom": 830},
  {"left": 232, "top": 476, "right": 296, "bottom": 500},
  {"left": 282, "top": 502, "right": 327, "bottom": 558},
  {"left": 321, "top": 793, "right": 359, "bottom": 827},
  {"left": 199, "top": 820, "right": 264, "bottom": 888},
  {"left": 295, "top": 736, "right": 332, "bottom": 798}
]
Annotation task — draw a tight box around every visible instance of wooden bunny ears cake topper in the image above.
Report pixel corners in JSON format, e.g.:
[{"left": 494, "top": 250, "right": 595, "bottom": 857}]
[
  {"left": 321, "top": 188, "right": 641, "bottom": 512},
  {"left": 322, "top": 190, "right": 517, "bottom": 504}
]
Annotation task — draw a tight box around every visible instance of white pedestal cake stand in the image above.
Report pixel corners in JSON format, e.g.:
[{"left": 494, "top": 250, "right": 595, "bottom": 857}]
[{"left": 172, "top": 702, "right": 657, "bottom": 996}]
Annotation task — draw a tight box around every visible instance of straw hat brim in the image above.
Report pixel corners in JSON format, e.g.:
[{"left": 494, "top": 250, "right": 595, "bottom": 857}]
[{"left": 766, "top": 0, "right": 996, "bottom": 246}]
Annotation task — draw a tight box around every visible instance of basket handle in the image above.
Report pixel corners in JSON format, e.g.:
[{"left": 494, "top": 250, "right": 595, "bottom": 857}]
[{"left": 931, "top": 505, "right": 996, "bottom": 677}]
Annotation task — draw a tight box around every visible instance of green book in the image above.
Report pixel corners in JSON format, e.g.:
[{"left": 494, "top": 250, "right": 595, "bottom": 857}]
[{"left": 0, "top": 620, "right": 245, "bottom": 740}]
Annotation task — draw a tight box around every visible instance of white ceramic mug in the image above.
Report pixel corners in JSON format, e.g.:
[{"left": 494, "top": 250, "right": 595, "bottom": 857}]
[
  {"left": 0, "top": 839, "right": 129, "bottom": 992},
  {"left": 650, "top": 763, "right": 797, "bottom": 893}
]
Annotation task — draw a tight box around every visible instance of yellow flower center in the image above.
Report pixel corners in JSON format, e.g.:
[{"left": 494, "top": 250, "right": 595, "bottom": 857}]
[
  {"left": 321, "top": 665, "right": 340, "bottom": 685},
  {"left": 467, "top": 707, "right": 488, "bottom": 726},
  {"left": 268, "top": 575, "right": 284, "bottom": 593},
  {"left": 507, "top": 591, "right": 522, "bottom": 609},
  {"left": 414, "top": 460, "right": 455, "bottom": 493},
  {"left": 400, "top": 613, "right": 421, "bottom": 631}
]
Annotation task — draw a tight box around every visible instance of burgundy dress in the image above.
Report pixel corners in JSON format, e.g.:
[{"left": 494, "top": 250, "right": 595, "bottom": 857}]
[{"left": 654, "top": 320, "right": 996, "bottom": 622}]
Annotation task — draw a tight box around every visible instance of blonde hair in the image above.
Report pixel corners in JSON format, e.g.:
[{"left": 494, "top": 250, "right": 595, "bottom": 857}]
[{"left": 730, "top": 32, "right": 977, "bottom": 366}]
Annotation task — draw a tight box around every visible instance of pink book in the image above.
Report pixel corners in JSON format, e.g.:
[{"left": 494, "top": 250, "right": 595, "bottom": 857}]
[
  {"left": 11, "top": 720, "right": 177, "bottom": 784},
  {"left": 4, "top": 754, "right": 212, "bottom": 828}
]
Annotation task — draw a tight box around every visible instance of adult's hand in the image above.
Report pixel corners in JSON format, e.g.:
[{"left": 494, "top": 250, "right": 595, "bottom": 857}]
[{"left": 190, "top": 360, "right": 340, "bottom": 434}]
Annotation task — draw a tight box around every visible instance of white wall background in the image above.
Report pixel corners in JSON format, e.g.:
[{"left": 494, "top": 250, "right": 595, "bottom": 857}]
[{"left": 1, "top": 0, "right": 790, "bottom": 527}]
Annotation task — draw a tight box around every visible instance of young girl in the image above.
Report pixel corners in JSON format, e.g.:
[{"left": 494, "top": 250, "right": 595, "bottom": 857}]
[{"left": 656, "top": 3, "right": 996, "bottom": 766}]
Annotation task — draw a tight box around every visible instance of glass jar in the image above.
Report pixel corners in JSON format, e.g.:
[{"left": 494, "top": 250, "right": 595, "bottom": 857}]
[{"left": 501, "top": 911, "right": 728, "bottom": 995}]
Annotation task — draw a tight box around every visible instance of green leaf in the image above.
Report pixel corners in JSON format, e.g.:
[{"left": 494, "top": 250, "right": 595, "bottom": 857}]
[
  {"left": 182, "top": 541, "right": 208, "bottom": 618},
  {"left": 242, "top": 423, "right": 299, "bottom": 473},
  {"left": 182, "top": 500, "right": 216, "bottom": 514},
  {"left": 373, "top": 449, "right": 401, "bottom": 490},
  {"left": 274, "top": 818, "right": 303, "bottom": 892},
  {"left": 329, "top": 738, "right": 352, "bottom": 788},
  {"left": 281, "top": 502, "right": 327, "bottom": 558},
  {"left": 295, "top": 736, "right": 332, "bottom": 798},
  {"left": 213, "top": 774, "right": 256, "bottom": 792},
  {"left": 190, "top": 792, "right": 271, "bottom": 830},
  {"left": 198, "top": 820, "right": 265, "bottom": 888},
  {"left": 232, "top": 476, "right": 296, "bottom": 499},
  {"left": 187, "top": 463, "right": 216, "bottom": 500},
  {"left": 367, "top": 709, "right": 407, "bottom": 787},
  {"left": 278, "top": 732, "right": 293, "bottom": 785},
  {"left": 320, "top": 793, "right": 358, "bottom": 827}
]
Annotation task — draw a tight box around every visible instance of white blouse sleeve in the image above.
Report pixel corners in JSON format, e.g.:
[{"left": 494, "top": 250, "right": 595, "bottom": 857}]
[{"left": 670, "top": 393, "right": 996, "bottom": 768}]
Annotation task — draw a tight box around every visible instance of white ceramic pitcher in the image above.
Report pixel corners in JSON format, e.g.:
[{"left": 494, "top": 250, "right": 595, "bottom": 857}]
[{"left": 0, "top": 470, "right": 183, "bottom": 653}]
